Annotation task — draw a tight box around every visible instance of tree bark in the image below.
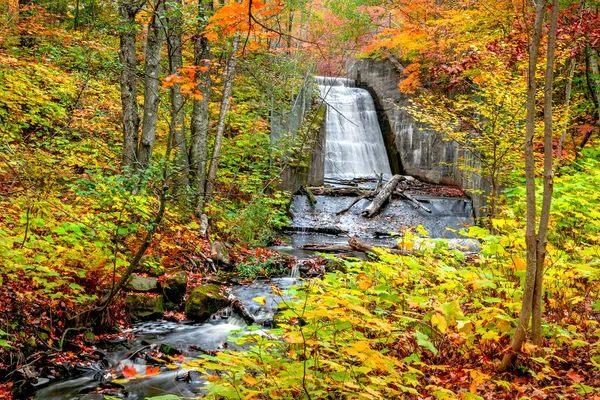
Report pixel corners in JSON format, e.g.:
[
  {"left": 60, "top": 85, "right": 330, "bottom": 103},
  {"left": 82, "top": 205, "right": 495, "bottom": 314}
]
[
  {"left": 118, "top": 0, "right": 144, "bottom": 168},
  {"left": 499, "top": 0, "right": 545, "bottom": 372},
  {"left": 204, "top": 34, "right": 240, "bottom": 203},
  {"left": 582, "top": 47, "right": 600, "bottom": 150},
  {"left": 166, "top": 0, "right": 189, "bottom": 187},
  {"left": 556, "top": 57, "right": 576, "bottom": 164},
  {"left": 138, "top": 0, "right": 165, "bottom": 170},
  {"left": 532, "top": 0, "right": 559, "bottom": 347},
  {"left": 362, "top": 175, "right": 404, "bottom": 218},
  {"left": 189, "top": 0, "right": 214, "bottom": 213}
]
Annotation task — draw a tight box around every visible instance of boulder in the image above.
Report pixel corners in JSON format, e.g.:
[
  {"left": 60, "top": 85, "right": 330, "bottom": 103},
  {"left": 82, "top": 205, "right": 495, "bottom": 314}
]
[
  {"left": 210, "top": 241, "right": 230, "bottom": 266},
  {"left": 160, "top": 271, "right": 188, "bottom": 304},
  {"left": 125, "top": 274, "right": 158, "bottom": 292},
  {"left": 185, "top": 284, "right": 229, "bottom": 321},
  {"left": 125, "top": 294, "right": 164, "bottom": 321}
]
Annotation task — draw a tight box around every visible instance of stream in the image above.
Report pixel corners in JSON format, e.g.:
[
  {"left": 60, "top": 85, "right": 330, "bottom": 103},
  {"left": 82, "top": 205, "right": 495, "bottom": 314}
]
[{"left": 34, "top": 76, "right": 475, "bottom": 399}]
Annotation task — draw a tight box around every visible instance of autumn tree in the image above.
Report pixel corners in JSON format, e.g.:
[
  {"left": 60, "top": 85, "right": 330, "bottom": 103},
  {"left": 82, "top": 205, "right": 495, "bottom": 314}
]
[
  {"left": 138, "top": 0, "right": 166, "bottom": 170},
  {"left": 118, "top": 0, "right": 144, "bottom": 168},
  {"left": 189, "top": 0, "right": 214, "bottom": 212},
  {"left": 500, "top": 0, "right": 559, "bottom": 371}
]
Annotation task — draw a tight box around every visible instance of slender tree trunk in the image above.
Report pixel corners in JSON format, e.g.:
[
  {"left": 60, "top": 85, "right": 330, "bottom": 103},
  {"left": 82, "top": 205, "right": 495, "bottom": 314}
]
[
  {"left": 189, "top": 0, "right": 213, "bottom": 213},
  {"left": 499, "top": 0, "right": 545, "bottom": 372},
  {"left": 204, "top": 34, "right": 240, "bottom": 203},
  {"left": 556, "top": 57, "right": 576, "bottom": 163},
  {"left": 165, "top": 0, "right": 189, "bottom": 187},
  {"left": 118, "top": 0, "right": 143, "bottom": 169},
  {"left": 138, "top": 0, "right": 165, "bottom": 170},
  {"left": 582, "top": 47, "right": 600, "bottom": 150},
  {"left": 532, "top": 0, "right": 558, "bottom": 347}
]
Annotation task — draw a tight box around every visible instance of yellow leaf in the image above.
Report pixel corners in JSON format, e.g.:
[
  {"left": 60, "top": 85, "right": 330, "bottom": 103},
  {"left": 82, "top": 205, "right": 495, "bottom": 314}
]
[
  {"left": 353, "top": 341, "right": 371, "bottom": 352},
  {"left": 357, "top": 272, "right": 372, "bottom": 290},
  {"left": 252, "top": 296, "right": 266, "bottom": 305},
  {"left": 511, "top": 256, "right": 527, "bottom": 271},
  {"left": 431, "top": 312, "right": 448, "bottom": 334},
  {"left": 242, "top": 374, "right": 258, "bottom": 386}
]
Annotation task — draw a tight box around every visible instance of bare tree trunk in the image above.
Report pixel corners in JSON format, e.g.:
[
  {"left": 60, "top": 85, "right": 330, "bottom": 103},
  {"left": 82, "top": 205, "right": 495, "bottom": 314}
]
[
  {"left": 499, "top": 0, "right": 545, "bottom": 372},
  {"left": 118, "top": 0, "right": 144, "bottom": 169},
  {"left": 189, "top": 0, "right": 214, "bottom": 213},
  {"left": 204, "top": 34, "right": 240, "bottom": 203},
  {"left": 582, "top": 47, "right": 600, "bottom": 150},
  {"left": 532, "top": 0, "right": 559, "bottom": 347},
  {"left": 556, "top": 57, "right": 576, "bottom": 163},
  {"left": 138, "top": 0, "right": 165, "bottom": 170},
  {"left": 166, "top": 0, "right": 189, "bottom": 188}
]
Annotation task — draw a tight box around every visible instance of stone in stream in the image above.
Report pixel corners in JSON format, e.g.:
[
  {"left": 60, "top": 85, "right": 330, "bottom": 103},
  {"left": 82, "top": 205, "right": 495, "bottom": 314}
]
[
  {"left": 185, "top": 284, "right": 229, "bottom": 321},
  {"left": 125, "top": 274, "right": 158, "bottom": 292},
  {"left": 210, "top": 241, "right": 230, "bottom": 266},
  {"left": 125, "top": 294, "right": 165, "bottom": 321},
  {"left": 160, "top": 271, "right": 188, "bottom": 305}
]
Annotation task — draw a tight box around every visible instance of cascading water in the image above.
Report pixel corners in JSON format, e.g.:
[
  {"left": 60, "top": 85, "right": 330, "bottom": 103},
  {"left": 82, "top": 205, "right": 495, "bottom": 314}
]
[{"left": 316, "top": 76, "right": 392, "bottom": 182}]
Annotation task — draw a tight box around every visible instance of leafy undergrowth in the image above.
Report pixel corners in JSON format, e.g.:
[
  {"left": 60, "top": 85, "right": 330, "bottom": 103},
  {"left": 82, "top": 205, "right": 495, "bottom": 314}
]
[
  {"left": 188, "top": 154, "right": 600, "bottom": 399},
  {"left": 191, "top": 234, "right": 600, "bottom": 399}
]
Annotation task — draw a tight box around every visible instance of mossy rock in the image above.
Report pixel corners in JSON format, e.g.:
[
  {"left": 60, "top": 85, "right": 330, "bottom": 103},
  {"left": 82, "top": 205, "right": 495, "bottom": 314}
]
[
  {"left": 160, "top": 271, "right": 188, "bottom": 304},
  {"left": 139, "top": 254, "right": 166, "bottom": 277},
  {"left": 126, "top": 294, "right": 164, "bottom": 322},
  {"left": 185, "top": 284, "right": 228, "bottom": 321}
]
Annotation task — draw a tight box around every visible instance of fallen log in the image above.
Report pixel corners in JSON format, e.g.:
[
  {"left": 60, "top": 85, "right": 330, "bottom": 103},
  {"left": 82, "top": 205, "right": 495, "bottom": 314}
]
[
  {"left": 361, "top": 175, "right": 404, "bottom": 217},
  {"left": 396, "top": 190, "right": 432, "bottom": 213},
  {"left": 299, "top": 244, "right": 354, "bottom": 252},
  {"left": 348, "top": 236, "right": 405, "bottom": 256},
  {"left": 231, "top": 300, "right": 256, "bottom": 325},
  {"left": 336, "top": 193, "right": 372, "bottom": 215},
  {"left": 305, "top": 187, "right": 369, "bottom": 196}
]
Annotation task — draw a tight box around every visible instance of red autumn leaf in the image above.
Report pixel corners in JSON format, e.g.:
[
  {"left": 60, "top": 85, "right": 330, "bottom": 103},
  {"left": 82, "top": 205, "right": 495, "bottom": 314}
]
[
  {"left": 576, "top": 124, "right": 595, "bottom": 135},
  {"left": 567, "top": 370, "right": 584, "bottom": 383},
  {"left": 146, "top": 365, "right": 160, "bottom": 376},
  {"left": 122, "top": 365, "right": 137, "bottom": 377}
]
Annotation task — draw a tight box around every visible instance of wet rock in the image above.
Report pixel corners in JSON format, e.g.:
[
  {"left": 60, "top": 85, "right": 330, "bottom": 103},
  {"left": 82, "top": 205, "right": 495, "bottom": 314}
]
[
  {"left": 159, "top": 343, "right": 182, "bottom": 357},
  {"left": 185, "top": 284, "right": 229, "bottom": 321},
  {"left": 125, "top": 274, "right": 158, "bottom": 292},
  {"left": 160, "top": 271, "right": 188, "bottom": 304},
  {"left": 210, "top": 241, "right": 230, "bottom": 266},
  {"left": 125, "top": 294, "right": 164, "bottom": 321}
]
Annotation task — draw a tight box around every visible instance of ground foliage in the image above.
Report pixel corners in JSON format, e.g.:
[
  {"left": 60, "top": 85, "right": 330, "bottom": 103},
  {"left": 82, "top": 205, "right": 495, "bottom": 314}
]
[
  {"left": 0, "top": 6, "right": 301, "bottom": 393},
  {"left": 191, "top": 176, "right": 600, "bottom": 398}
]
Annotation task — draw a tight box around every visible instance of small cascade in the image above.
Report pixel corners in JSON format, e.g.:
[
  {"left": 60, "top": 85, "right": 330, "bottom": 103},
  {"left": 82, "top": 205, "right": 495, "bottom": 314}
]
[{"left": 316, "top": 76, "right": 392, "bottom": 182}]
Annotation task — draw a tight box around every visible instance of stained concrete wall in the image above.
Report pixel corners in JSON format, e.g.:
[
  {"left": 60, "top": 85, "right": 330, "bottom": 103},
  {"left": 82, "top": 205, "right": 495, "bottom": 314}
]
[{"left": 348, "top": 59, "right": 490, "bottom": 218}]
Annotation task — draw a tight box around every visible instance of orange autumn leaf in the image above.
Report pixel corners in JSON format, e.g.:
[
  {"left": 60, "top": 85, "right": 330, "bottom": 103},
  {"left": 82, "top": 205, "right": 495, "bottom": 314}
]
[
  {"left": 567, "top": 370, "right": 584, "bottom": 383},
  {"left": 146, "top": 365, "right": 160, "bottom": 376},
  {"left": 122, "top": 365, "right": 137, "bottom": 377}
]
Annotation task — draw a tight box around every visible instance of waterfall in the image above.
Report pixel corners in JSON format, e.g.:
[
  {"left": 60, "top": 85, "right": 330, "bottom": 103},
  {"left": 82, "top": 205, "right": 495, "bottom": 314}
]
[{"left": 316, "top": 76, "right": 392, "bottom": 182}]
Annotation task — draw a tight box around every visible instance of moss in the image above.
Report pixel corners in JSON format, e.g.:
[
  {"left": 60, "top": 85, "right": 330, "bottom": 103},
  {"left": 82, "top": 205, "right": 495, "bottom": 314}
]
[{"left": 184, "top": 284, "right": 229, "bottom": 321}]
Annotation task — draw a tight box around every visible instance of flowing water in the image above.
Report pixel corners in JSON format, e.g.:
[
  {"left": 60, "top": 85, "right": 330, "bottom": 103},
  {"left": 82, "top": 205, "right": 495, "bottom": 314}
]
[
  {"left": 35, "top": 77, "right": 475, "bottom": 399},
  {"left": 317, "top": 76, "right": 392, "bottom": 183}
]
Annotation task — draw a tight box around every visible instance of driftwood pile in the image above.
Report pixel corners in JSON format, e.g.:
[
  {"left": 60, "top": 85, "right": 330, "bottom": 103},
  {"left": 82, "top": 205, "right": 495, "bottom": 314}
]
[{"left": 302, "top": 174, "right": 432, "bottom": 217}]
